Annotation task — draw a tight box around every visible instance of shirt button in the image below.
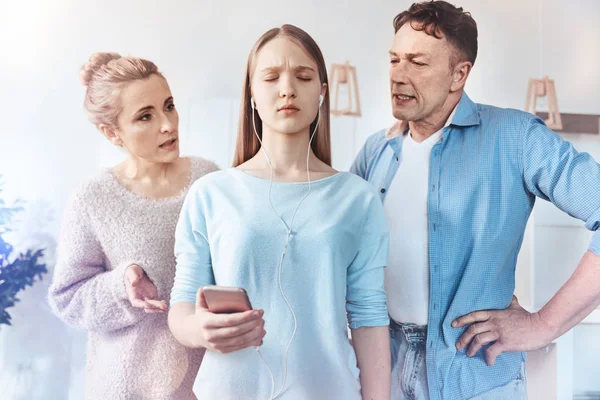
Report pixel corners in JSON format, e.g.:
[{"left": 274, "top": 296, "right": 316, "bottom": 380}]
[{"left": 380, "top": 188, "right": 386, "bottom": 193}]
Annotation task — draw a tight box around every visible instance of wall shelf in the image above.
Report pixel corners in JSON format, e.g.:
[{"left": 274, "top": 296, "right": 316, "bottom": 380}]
[{"left": 536, "top": 112, "right": 600, "bottom": 135}]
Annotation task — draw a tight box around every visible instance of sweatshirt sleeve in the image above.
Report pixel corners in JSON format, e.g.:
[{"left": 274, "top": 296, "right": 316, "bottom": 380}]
[
  {"left": 346, "top": 189, "right": 390, "bottom": 329},
  {"left": 170, "top": 182, "right": 216, "bottom": 306}
]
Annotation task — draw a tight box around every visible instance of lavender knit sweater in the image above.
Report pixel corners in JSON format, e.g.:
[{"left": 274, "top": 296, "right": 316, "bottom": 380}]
[{"left": 48, "top": 157, "right": 218, "bottom": 400}]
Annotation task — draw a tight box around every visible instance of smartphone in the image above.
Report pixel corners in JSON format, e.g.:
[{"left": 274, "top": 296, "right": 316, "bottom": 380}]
[{"left": 202, "top": 286, "right": 253, "bottom": 314}]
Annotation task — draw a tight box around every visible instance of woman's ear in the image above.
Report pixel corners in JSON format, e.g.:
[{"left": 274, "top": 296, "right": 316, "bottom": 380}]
[
  {"left": 320, "top": 83, "right": 328, "bottom": 99},
  {"left": 99, "top": 124, "right": 123, "bottom": 147}
]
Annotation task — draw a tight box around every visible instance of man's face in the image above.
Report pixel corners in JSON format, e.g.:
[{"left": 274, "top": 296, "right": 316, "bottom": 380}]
[{"left": 389, "top": 23, "right": 456, "bottom": 122}]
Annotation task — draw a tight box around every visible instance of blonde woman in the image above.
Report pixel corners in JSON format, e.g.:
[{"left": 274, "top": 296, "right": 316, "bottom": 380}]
[{"left": 49, "top": 52, "right": 218, "bottom": 399}]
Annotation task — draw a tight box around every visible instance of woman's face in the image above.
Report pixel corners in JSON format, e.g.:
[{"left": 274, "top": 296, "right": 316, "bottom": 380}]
[
  {"left": 110, "top": 74, "right": 180, "bottom": 163},
  {"left": 250, "top": 36, "right": 324, "bottom": 137}
]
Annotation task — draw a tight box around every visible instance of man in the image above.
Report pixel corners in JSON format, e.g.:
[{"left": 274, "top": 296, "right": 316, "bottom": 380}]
[{"left": 351, "top": 1, "right": 600, "bottom": 399}]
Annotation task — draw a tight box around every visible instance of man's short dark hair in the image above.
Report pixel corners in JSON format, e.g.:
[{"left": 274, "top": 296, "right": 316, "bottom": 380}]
[{"left": 393, "top": 1, "right": 478, "bottom": 67}]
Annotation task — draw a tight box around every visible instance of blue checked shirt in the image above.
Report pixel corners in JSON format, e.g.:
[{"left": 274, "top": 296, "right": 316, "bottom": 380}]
[{"left": 351, "top": 92, "right": 600, "bottom": 399}]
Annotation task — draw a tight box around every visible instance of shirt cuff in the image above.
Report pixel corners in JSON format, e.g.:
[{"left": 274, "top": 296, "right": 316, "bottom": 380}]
[{"left": 588, "top": 231, "right": 600, "bottom": 256}]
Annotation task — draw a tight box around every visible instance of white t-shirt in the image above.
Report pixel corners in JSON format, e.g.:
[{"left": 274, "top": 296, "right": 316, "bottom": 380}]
[{"left": 383, "top": 112, "right": 455, "bottom": 325}]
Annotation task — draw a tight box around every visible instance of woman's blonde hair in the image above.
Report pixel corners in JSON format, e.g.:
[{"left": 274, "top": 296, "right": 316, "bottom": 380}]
[{"left": 80, "top": 52, "right": 164, "bottom": 127}]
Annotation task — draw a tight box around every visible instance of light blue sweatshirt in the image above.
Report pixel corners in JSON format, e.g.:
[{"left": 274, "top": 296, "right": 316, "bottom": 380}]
[{"left": 171, "top": 168, "right": 389, "bottom": 400}]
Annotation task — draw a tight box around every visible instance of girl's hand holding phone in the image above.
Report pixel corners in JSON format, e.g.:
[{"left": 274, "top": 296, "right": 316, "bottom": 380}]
[{"left": 189, "top": 287, "right": 266, "bottom": 354}]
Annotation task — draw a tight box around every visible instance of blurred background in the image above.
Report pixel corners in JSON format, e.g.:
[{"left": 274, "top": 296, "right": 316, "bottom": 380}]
[{"left": 0, "top": 0, "right": 599, "bottom": 398}]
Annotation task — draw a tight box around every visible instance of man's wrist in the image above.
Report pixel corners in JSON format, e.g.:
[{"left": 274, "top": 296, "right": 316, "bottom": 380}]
[{"left": 533, "top": 309, "right": 560, "bottom": 343}]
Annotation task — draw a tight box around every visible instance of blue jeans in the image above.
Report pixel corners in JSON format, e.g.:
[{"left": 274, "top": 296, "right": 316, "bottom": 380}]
[{"left": 389, "top": 319, "right": 528, "bottom": 400}]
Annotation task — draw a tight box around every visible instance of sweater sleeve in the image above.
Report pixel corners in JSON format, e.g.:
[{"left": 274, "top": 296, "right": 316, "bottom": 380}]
[{"left": 48, "top": 187, "right": 146, "bottom": 333}]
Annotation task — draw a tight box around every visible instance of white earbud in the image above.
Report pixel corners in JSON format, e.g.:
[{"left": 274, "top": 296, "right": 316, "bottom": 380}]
[
  {"left": 319, "top": 94, "right": 324, "bottom": 107},
  {"left": 250, "top": 97, "right": 255, "bottom": 110}
]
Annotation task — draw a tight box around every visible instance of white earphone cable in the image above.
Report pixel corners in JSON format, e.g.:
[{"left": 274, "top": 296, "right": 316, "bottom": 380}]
[{"left": 251, "top": 97, "right": 321, "bottom": 400}]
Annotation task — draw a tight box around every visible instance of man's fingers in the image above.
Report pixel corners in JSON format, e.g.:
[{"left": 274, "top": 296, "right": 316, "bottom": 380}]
[
  {"left": 485, "top": 343, "right": 504, "bottom": 366},
  {"left": 456, "top": 322, "right": 491, "bottom": 350},
  {"left": 452, "top": 310, "right": 490, "bottom": 328},
  {"left": 466, "top": 331, "right": 500, "bottom": 357}
]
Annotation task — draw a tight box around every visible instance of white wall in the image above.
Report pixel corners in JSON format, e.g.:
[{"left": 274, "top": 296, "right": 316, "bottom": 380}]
[
  {"left": 1, "top": 1, "right": 599, "bottom": 398},
  {"left": 574, "top": 325, "right": 600, "bottom": 395}
]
